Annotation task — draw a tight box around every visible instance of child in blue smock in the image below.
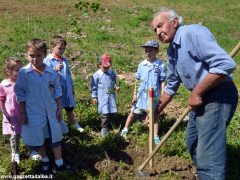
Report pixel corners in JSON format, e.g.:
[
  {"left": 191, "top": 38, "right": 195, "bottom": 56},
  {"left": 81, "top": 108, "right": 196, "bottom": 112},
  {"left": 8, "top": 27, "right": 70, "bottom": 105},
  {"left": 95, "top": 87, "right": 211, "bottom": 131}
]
[
  {"left": 14, "top": 39, "right": 70, "bottom": 174},
  {"left": 44, "top": 35, "right": 84, "bottom": 132},
  {"left": 91, "top": 53, "right": 118, "bottom": 137},
  {"left": 120, "top": 40, "right": 166, "bottom": 144}
]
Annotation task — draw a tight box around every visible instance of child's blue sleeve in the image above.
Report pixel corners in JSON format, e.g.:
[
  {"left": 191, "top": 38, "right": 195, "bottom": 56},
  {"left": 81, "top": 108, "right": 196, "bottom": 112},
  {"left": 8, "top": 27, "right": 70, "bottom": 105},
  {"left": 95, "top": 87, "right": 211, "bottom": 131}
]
[
  {"left": 53, "top": 72, "right": 62, "bottom": 99},
  {"left": 43, "top": 57, "right": 53, "bottom": 68},
  {"left": 136, "top": 63, "right": 141, "bottom": 80},
  {"left": 91, "top": 74, "right": 98, "bottom": 98},
  {"left": 112, "top": 71, "right": 117, "bottom": 88},
  {"left": 14, "top": 69, "right": 26, "bottom": 102},
  {"left": 66, "top": 61, "right": 75, "bottom": 89}
]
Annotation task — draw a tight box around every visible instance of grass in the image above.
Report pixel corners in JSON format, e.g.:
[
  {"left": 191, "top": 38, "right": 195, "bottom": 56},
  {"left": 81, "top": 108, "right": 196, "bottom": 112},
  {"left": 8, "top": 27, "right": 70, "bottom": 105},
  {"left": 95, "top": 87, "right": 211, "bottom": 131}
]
[{"left": 0, "top": 0, "right": 239, "bottom": 179}]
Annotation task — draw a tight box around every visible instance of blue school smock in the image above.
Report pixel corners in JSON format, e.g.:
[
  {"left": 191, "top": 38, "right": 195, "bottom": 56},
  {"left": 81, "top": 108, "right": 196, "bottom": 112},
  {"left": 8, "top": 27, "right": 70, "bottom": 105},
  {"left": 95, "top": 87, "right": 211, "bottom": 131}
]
[
  {"left": 44, "top": 54, "right": 75, "bottom": 108},
  {"left": 136, "top": 59, "right": 166, "bottom": 110},
  {"left": 91, "top": 69, "right": 117, "bottom": 114},
  {"left": 14, "top": 64, "right": 66, "bottom": 146}
]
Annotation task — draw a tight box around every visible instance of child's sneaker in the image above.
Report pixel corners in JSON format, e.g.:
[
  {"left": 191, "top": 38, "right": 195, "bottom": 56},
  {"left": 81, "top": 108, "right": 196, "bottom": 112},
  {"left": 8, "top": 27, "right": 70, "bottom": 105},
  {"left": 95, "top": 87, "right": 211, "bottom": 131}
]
[
  {"left": 12, "top": 153, "right": 20, "bottom": 164},
  {"left": 101, "top": 128, "right": 108, "bottom": 137},
  {"left": 120, "top": 128, "right": 128, "bottom": 139},
  {"left": 40, "top": 161, "right": 52, "bottom": 175},
  {"left": 154, "top": 136, "right": 160, "bottom": 145},
  {"left": 73, "top": 122, "right": 84, "bottom": 132},
  {"left": 52, "top": 163, "right": 71, "bottom": 173},
  {"left": 29, "top": 151, "right": 42, "bottom": 161}
]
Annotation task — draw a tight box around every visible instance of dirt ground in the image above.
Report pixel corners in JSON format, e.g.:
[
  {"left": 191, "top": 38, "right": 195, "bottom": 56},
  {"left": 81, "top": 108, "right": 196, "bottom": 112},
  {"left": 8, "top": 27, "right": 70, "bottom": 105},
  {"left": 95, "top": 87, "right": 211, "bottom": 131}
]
[
  {"left": 95, "top": 143, "right": 196, "bottom": 180},
  {"left": 63, "top": 130, "right": 196, "bottom": 179},
  {"left": 63, "top": 69, "right": 196, "bottom": 179}
]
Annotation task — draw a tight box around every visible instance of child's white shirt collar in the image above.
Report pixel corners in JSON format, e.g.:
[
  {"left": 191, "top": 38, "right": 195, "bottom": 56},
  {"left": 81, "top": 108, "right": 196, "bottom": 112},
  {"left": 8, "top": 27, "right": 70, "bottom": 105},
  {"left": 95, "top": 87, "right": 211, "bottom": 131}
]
[
  {"left": 1, "top": 79, "right": 13, "bottom": 86},
  {"left": 24, "top": 63, "right": 55, "bottom": 74},
  {"left": 142, "top": 58, "right": 159, "bottom": 66},
  {"left": 97, "top": 69, "right": 110, "bottom": 75}
]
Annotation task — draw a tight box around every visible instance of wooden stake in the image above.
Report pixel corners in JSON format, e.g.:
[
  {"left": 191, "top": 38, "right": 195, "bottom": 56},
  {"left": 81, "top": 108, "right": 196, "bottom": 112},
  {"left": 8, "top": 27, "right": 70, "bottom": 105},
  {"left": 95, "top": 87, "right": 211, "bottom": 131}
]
[
  {"left": 138, "top": 108, "right": 190, "bottom": 172},
  {"left": 148, "top": 87, "right": 154, "bottom": 168}
]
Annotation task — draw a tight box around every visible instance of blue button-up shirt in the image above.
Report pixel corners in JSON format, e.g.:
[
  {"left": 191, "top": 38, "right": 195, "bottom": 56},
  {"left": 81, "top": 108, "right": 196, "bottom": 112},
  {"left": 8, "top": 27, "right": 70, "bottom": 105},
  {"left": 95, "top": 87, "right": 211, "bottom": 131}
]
[
  {"left": 44, "top": 54, "right": 75, "bottom": 108},
  {"left": 14, "top": 64, "right": 67, "bottom": 146},
  {"left": 136, "top": 59, "right": 166, "bottom": 110},
  {"left": 165, "top": 24, "right": 236, "bottom": 96},
  {"left": 91, "top": 69, "right": 117, "bottom": 114}
]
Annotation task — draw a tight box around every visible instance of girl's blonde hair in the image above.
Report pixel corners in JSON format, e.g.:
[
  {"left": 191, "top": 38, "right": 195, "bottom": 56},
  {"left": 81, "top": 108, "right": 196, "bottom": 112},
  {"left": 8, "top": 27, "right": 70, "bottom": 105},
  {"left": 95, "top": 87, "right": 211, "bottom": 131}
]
[
  {"left": 26, "top": 38, "right": 47, "bottom": 55},
  {"left": 3, "top": 58, "right": 23, "bottom": 77}
]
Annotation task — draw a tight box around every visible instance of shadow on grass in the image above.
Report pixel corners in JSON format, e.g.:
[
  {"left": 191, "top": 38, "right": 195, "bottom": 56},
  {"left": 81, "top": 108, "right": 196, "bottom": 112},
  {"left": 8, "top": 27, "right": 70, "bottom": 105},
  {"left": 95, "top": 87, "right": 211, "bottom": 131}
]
[
  {"left": 158, "top": 114, "right": 187, "bottom": 136},
  {"left": 12, "top": 113, "right": 187, "bottom": 177},
  {"left": 59, "top": 114, "right": 133, "bottom": 178},
  {"left": 226, "top": 144, "right": 240, "bottom": 180},
  {"left": 113, "top": 111, "right": 148, "bottom": 130}
]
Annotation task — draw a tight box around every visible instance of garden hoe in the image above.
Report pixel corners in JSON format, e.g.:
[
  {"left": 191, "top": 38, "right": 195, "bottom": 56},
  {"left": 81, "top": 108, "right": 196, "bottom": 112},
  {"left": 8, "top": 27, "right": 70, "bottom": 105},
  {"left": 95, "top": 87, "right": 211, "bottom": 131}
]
[
  {"left": 136, "top": 41, "right": 240, "bottom": 177},
  {"left": 0, "top": 109, "right": 19, "bottom": 175}
]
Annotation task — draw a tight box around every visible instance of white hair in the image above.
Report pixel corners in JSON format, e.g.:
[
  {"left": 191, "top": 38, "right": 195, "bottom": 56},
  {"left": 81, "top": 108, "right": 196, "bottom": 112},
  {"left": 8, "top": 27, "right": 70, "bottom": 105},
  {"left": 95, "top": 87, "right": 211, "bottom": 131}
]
[{"left": 154, "top": 7, "right": 183, "bottom": 25}]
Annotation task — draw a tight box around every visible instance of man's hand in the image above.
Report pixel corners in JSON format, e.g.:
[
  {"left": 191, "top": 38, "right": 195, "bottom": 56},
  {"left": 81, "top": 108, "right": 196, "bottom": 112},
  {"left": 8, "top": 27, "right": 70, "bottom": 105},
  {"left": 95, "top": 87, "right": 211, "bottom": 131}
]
[
  {"left": 154, "top": 102, "right": 161, "bottom": 121},
  {"left": 154, "top": 92, "right": 172, "bottom": 119},
  {"left": 188, "top": 73, "right": 226, "bottom": 109},
  {"left": 188, "top": 91, "right": 203, "bottom": 109},
  {"left": 155, "top": 99, "right": 166, "bottom": 116}
]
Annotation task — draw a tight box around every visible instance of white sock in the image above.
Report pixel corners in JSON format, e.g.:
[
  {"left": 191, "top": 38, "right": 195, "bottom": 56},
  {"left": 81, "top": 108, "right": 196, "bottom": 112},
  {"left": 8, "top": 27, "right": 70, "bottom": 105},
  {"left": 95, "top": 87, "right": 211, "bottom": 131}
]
[
  {"left": 55, "top": 158, "right": 63, "bottom": 167},
  {"left": 42, "top": 156, "right": 49, "bottom": 162},
  {"left": 123, "top": 127, "right": 128, "bottom": 132}
]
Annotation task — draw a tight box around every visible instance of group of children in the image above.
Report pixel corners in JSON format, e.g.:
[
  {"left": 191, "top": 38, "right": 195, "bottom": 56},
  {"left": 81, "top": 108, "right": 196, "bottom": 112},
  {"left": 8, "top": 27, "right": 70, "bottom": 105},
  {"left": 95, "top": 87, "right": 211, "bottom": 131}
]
[{"left": 0, "top": 36, "right": 166, "bottom": 174}]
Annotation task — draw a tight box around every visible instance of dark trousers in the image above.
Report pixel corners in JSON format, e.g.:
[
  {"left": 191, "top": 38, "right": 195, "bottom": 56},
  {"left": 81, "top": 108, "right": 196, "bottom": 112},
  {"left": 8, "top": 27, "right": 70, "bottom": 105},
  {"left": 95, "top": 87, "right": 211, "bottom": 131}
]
[{"left": 101, "top": 113, "right": 114, "bottom": 128}]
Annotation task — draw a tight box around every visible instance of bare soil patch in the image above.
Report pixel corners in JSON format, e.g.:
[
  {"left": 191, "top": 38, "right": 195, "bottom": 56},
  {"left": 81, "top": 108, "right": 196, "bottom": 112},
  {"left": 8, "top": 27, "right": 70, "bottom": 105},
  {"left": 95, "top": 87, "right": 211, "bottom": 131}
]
[{"left": 63, "top": 134, "right": 196, "bottom": 179}]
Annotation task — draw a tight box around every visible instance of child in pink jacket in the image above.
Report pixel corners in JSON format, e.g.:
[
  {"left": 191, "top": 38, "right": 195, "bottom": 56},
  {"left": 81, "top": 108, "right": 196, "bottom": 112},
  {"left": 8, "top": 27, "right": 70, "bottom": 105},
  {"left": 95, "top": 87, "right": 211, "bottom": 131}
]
[{"left": 0, "top": 58, "right": 23, "bottom": 164}]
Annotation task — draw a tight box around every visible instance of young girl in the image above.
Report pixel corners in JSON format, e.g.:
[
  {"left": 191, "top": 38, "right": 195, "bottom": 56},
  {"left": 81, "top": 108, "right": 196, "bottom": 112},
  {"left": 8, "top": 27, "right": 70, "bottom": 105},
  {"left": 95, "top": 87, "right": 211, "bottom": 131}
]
[
  {"left": 0, "top": 58, "right": 23, "bottom": 164},
  {"left": 120, "top": 40, "right": 166, "bottom": 144},
  {"left": 14, "top": 39, "right": 69, "bottom": 174},
  {"left": 91, "top": 52, "right": 118, "bottom": 137},
  {"left": 44, "top": 35, "right": 84, "bottom": 132}
]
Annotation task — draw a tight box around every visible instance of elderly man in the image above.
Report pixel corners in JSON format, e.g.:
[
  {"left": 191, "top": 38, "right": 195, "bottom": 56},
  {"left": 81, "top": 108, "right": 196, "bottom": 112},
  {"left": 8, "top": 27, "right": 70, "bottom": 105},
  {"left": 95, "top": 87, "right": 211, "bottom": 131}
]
[{"left": 152, "top": 7, "right": 238, "bottom": 180}]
